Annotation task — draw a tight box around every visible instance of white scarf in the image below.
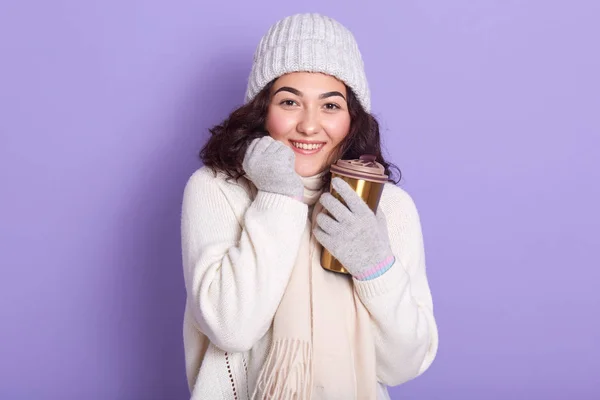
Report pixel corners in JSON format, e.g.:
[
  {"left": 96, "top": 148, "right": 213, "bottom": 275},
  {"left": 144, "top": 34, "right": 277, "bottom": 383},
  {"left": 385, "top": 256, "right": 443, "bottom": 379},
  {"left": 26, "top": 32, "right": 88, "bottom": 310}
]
[{"left": 251, "top": 173, "right": 377, "bottom": 399}]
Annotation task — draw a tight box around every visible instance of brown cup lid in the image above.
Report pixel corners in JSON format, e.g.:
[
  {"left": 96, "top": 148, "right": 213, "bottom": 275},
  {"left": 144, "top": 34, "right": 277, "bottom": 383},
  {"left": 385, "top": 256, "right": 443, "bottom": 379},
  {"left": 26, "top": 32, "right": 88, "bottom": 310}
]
[{"left": 330, "top": 155, "right": 388, "bottom": 183}]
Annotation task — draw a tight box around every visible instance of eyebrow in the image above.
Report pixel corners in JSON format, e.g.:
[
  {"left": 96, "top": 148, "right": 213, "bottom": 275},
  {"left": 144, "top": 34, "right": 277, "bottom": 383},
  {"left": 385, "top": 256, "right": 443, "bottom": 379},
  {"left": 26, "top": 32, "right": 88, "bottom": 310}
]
[
  {"left": 273, "top": 86, "right": 347, "bottom": 101},
  {"left": 319, "top": 91, "right": 346, "bottom": 101}
]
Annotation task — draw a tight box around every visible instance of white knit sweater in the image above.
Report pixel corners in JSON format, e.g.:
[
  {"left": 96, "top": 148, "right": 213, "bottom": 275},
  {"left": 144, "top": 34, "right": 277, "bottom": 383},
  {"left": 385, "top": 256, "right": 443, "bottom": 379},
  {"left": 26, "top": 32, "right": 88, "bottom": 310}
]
[{"left": 181, "top": 167, "right": 438, "bottom": 399}]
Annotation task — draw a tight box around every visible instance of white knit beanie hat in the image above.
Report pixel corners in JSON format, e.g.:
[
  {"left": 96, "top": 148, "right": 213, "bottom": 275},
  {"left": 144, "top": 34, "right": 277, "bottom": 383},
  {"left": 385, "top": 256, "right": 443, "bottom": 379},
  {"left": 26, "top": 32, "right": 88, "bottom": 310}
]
[{"left": 245, "top": 13, "right": 371, "bottom": 112}]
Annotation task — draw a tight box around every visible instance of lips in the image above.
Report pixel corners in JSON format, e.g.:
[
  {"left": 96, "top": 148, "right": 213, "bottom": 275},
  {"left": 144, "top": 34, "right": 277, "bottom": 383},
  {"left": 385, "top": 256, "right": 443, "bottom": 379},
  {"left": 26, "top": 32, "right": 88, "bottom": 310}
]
[{"left": 290, "top": 140, "right": 325, "bottom": 152}]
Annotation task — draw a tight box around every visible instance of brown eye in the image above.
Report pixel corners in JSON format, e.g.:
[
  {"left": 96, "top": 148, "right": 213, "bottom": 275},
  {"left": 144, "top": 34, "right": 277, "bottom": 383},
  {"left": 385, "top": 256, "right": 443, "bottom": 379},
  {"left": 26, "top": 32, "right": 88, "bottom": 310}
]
[
  {"left": 280, "top": 100, "right": 298, "bottom": 107},
  {"left": 324, "top": 103, "right": 341, "bottom": 110}
]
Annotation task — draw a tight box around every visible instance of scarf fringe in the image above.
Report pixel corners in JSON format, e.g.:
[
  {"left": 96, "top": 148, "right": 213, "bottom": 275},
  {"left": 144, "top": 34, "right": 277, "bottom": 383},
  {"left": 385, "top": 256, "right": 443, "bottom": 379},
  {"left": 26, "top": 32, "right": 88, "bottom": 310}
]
[{"left": 251, "top": 338, "right": 312, "bottom": 400}]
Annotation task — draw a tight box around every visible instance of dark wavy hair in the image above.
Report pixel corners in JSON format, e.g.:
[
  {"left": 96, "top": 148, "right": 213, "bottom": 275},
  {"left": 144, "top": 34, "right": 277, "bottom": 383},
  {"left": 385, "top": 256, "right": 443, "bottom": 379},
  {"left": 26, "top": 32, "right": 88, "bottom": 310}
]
[{"left": 199, "top": 79, "right": 401, "bottom": 185}]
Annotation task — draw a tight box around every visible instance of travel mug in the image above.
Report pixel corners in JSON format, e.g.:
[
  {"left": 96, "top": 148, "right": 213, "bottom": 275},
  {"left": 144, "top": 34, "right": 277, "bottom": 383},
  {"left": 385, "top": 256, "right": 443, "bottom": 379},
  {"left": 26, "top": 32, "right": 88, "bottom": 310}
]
[{"left": 321, "top": 155, "right": 389, "bottom": 274}]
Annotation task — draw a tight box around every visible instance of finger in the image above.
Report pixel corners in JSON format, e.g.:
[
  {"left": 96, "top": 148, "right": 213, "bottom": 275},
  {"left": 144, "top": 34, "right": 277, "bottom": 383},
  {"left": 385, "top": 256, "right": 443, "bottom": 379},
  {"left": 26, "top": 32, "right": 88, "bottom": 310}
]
[
  {"left": 242, "top": 139, "right": 260, "bottom": 171},
  {"left": 255, "top": 136, "right": 274, "bottom": 154},
  {"left": 375, "top": 208, "right": 386, "bottom": 224},
  {"left": 316, "top": 212, "right": 341, "bottom": 235},
  {"left": 331, "top": 177, "right": 371, "bottom": 214},
  {"left": 245, "top": 138, "right": 260, "bottom": 157},
  {"left": 319, "top": 192, "right": 352, "bottom": 223},
  {"left": 313, "top": 226, "right": 332, "bottom": 248},
  {"left": 279, "top": 144, "right": 296, "bottom": 164},
  {"left": 265, "top": 139, "right": 283, "bottom": 154},
  {"left": 267, "top": 141, "right": 295, "bottom": 167},
  {"left": 273, "top": 140, "right": 293, "bottom": 156},
  {"left": 376, "top": 209, "right": 390, "bottom": 235}
]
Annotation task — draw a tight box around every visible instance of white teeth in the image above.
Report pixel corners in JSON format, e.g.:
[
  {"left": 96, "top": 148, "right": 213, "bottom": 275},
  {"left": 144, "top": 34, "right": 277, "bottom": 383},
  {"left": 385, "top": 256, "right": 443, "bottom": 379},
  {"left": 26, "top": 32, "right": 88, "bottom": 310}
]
[{"left": 292, "top": 142, "right": 323, "bottom": 150}]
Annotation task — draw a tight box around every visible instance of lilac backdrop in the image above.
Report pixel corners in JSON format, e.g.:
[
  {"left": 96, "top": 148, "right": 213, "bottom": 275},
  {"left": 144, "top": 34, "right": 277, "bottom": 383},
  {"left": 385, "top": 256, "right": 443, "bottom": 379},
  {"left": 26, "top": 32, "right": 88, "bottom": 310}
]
[{"left": 1, "top": 0, "right": 599, "bottom": 399}]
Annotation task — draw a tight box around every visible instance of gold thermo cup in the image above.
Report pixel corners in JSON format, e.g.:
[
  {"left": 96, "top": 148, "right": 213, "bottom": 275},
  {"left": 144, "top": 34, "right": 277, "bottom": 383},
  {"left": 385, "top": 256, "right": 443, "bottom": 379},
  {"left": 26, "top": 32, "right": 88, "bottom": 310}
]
[{"left": 321, "top": 155, "right": 388, "bottom": 275}]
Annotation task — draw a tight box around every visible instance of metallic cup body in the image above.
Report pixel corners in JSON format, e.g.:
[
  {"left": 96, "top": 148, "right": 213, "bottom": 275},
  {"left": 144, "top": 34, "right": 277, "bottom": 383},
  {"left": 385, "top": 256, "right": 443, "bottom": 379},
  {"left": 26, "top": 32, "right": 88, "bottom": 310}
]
[{"left": 320, "top": 174, "right": 385, "bottom": 274}]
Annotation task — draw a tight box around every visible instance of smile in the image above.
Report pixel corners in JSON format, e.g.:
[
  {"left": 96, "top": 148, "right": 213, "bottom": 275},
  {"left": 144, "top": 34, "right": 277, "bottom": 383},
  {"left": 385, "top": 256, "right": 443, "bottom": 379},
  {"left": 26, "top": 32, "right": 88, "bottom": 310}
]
[{"left": 290, "top": 140, "right": 325, "bottom": 154}]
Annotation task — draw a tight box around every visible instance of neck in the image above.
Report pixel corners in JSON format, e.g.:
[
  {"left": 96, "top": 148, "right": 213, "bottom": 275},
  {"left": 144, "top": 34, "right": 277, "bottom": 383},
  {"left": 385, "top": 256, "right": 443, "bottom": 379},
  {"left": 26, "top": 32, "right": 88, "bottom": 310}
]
[{"left": 300, "top": 171, "right": 327, "bottom": 206}]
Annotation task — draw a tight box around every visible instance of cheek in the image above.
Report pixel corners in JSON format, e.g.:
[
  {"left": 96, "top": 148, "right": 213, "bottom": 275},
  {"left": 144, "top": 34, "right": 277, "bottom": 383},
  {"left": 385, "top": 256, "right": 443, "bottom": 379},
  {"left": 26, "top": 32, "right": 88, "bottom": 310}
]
[
  {"left": 265, "top": 108, "right": 295, "bottom": 140},
  {"left": 324, "top": 115, "right": 351, "bottom": 146}
]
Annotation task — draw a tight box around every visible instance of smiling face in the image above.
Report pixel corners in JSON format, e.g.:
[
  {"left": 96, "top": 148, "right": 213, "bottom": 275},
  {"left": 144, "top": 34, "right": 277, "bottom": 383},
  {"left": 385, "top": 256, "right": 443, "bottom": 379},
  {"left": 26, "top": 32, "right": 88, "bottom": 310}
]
[{"left": 265, "top": 72, "right": 352, "bottom": 177}]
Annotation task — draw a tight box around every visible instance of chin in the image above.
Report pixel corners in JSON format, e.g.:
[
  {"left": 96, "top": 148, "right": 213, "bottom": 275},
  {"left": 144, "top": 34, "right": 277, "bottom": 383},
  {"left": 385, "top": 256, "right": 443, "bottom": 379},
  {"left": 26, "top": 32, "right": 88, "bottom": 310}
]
[
  {"left": 296, "top": 169, "right": 318, "bottom": 177},
  {"left": 295, "top": 156, "right": 330, "bottom": 177},
  {"left": 296, "top": 165, "right": 325, "bottom": 177}
]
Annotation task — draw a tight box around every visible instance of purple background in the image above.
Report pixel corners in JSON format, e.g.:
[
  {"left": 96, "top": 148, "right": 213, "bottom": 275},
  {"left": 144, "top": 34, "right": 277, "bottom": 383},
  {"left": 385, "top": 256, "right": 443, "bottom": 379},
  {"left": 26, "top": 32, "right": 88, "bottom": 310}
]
[{"left": 1, "top": 0, "right": 599, "bottom": 399}]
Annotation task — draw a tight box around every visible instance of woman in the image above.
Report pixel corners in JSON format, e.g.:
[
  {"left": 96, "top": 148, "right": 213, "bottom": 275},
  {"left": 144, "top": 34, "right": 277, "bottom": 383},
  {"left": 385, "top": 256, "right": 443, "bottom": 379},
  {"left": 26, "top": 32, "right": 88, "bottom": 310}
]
[{"left": 181, "top": 13, "right": 438, "bottom": 400}]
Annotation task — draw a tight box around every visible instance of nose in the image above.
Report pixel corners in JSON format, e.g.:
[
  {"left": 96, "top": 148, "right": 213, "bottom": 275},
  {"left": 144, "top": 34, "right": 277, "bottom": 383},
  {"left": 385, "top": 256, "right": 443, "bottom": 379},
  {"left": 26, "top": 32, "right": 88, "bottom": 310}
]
[{"left": 297, "top": 108, "right": 321, "bottom": 136}]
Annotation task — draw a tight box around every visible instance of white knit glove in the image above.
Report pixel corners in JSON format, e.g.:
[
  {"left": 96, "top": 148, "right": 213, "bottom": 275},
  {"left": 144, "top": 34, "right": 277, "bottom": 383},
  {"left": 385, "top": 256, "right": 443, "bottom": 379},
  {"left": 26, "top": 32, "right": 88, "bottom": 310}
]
[
  {"left": 314, "top": 178, "right": 396, "bottom": 280},
  {"left": 242, "top": 136, "right": 303, "bottom": 199}
]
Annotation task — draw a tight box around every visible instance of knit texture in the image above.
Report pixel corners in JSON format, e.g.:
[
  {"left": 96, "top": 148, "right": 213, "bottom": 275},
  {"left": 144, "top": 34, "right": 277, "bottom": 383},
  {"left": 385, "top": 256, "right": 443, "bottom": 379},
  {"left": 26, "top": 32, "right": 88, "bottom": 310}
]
[
  {"left": 181, "top": 167, "right": 439, "bottom": 399},
  {"left": 315, "top": 177, "right": 397, "bottom": 281},
  {"left": 242, "top": 136, "right": 304, "bottom": 199},
  {"left": 244, "top": 13, "right": 371, "bottom": 112},
  {"left": 252, "top": 172, "right": 379, "bottom": 400},
  {"left": 356, "top": 255, "right": 396, "bottom": 281}
]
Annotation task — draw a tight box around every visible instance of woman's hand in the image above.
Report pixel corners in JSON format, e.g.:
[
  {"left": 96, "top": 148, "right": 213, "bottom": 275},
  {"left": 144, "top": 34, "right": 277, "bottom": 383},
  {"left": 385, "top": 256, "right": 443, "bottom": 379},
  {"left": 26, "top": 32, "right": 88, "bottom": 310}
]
[
  {"left": 242, "top": 136, "right": 303, "bottom": 199},
  {"left": 314, "top": 178, "right": 396, "bottom": 280}
]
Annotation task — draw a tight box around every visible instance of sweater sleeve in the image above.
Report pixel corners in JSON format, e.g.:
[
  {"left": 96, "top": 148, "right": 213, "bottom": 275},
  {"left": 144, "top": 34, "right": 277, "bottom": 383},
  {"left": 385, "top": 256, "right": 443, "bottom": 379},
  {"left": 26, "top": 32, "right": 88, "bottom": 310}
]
[
  {"left": 181, "top": 169, "right": 308, "bottom": 353},
  {"left": 352, "top": 184, "right": 439, "bottom": 387}
]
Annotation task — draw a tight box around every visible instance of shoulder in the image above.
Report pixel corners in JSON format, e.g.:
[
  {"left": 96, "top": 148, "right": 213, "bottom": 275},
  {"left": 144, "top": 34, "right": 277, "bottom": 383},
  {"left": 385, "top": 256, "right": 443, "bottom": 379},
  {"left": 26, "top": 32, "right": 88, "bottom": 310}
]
[
  {"left": 379, "top": 182, "right": 422, "bottom": 229},
  {"left": 183, "top": 166, "right": 253, "bottom": 200},
  {"left": 380, "top": 182, "right": 419, "bottom": 213},
  {"left": 184, "top": 166, "right": 228, "bottom": 188}
]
